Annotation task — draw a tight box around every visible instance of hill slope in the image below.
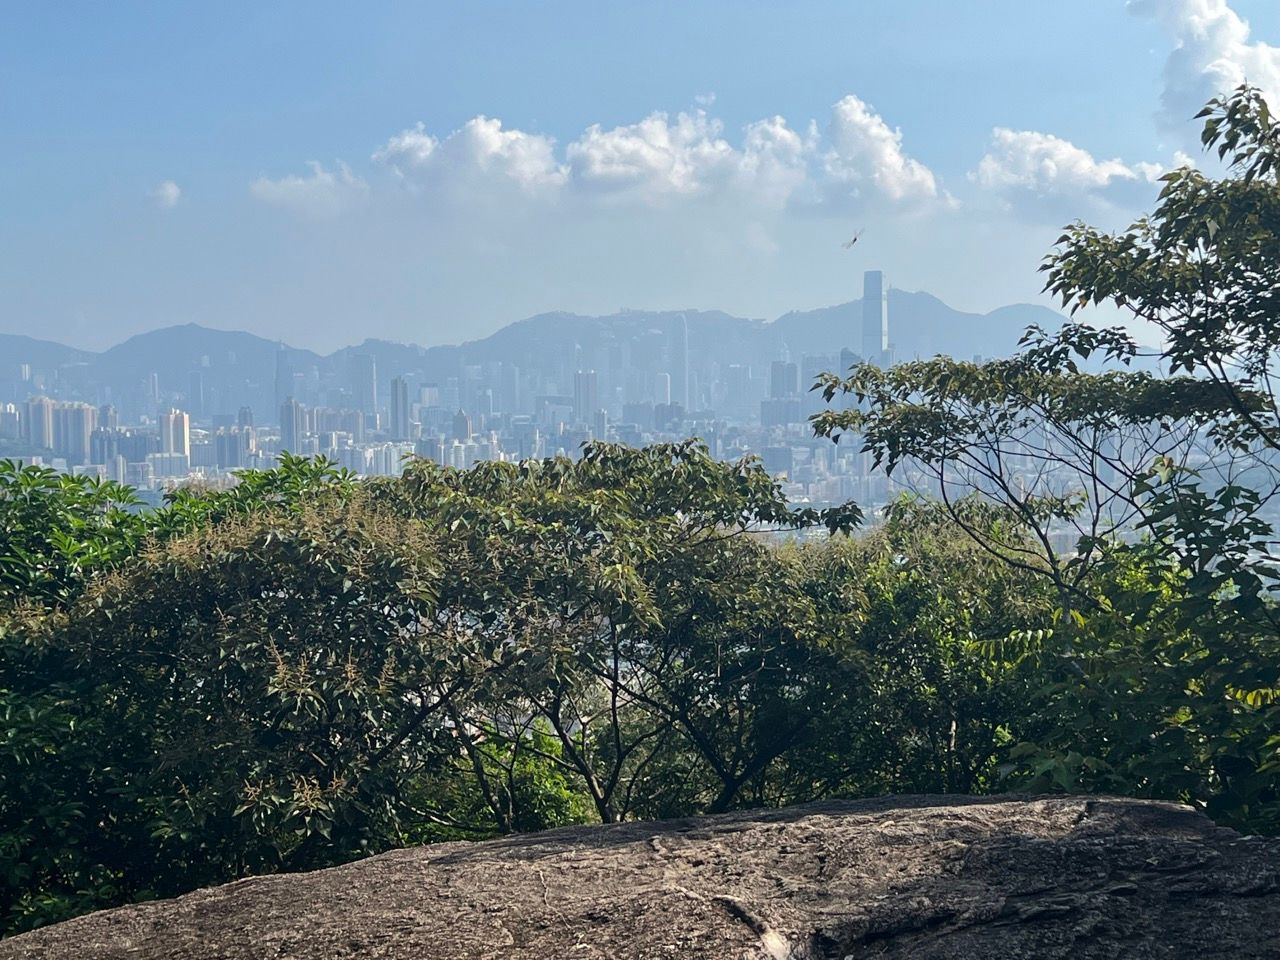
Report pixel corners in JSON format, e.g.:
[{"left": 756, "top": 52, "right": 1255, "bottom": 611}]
[
  {"left": 0, "top": 334, "right": 95, "bottom": 372},
  {"left": 6, "top": 795, "right": 1277, "bottom": 959},
  {"left": 773, "top": 291, "right": 1065, "bottom": 361}
]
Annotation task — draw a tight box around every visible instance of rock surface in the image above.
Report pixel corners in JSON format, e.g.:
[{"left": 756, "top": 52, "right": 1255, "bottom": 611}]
[{"left": 6, "top": 795, "right": 1280, "bottom": 959}]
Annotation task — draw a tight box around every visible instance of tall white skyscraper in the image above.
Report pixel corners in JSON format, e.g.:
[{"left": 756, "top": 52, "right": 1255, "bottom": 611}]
[
  {"left": 862, "top": 270, "right": 888, "bottom": 365},
  {"left": 159, "top": 409, "right": 191, "bottom": 458}
]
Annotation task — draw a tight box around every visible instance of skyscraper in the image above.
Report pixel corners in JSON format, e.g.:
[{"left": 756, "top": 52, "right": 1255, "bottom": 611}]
[
  {"left": 862, "top": 270, "right": 888, "bottom": 365},
  {"left": 389, "top": 376, "right": 410, "bottom": 440},
  {"left": 279, "top": 398, "right": 304, "bottom": 452},
  {"left": 452, "top": 409, "right": 472, "bottom": 442},
  {"left": 159, "top": 409, "right": 191, "bottom": 458},
  {"left": 24, "top": 396, "right": 55, "bottom": 449},
  {"left": 215, "top": 426, "right": 256, "bottom": 469},
  {"left": 54, "top": 402, "right": 97, "bottom": 465},
  {"left": 667, "top": 314, "right": 688, "bottom": 409},
  {"left": 573, "top": 370, "right": 598, "bottom": 424},
  {"left": 769, "top": 360, "right": 799, "bottom": 398}
]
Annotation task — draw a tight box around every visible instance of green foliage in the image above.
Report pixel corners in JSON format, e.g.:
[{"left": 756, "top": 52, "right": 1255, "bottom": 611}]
[
  {"left": 0, "top": 499, "right": 469, "bottom": 928},
  {"left": 814, "top": 85, "right": 1280, "bottom": 832},
  {"left": 0, "top": 443, "right": 879, "bottom": 934},
  {"left": 0, "top": 461, "right": 146, "bottom": 611},
  {"left": 3, "top": 440, "right": 1044, "bottom": 936}
]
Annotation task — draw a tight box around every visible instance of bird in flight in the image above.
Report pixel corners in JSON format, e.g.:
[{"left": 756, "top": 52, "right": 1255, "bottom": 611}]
[{"left": 842, "top": 229, "right": 863, "bottom": 249}]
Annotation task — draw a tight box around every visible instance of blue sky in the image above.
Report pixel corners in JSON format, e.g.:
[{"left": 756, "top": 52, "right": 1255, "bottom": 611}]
[{"left": 3, "top": 1, "right": 1278, "bottom": 351}]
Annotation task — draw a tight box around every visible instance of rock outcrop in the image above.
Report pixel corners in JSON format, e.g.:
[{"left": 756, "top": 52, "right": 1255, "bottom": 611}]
[{"left": 6, "top": 795, "right": 1280, "bottom": 959}]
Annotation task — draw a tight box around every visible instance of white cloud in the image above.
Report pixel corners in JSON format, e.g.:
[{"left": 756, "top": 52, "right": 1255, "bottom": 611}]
[
  {"left": 375, "top": 116, "right": 565, "bottom": 195},
  {"left": 734, "top": 116, "right": 814, "bottom": 207},
  {"left": 249, "top": 161, "right": 369, "bottom": 218},
  {"left": 566, "top": 110, "right": 739, "bottom": 200},
  {"left": 151, "top": 180, "right": 181, "bottom": 209},
  {"left": 1129, "top": 0, "right": 1280, "bottom": 144},
  {"left": 367, "top": 97, "right": 941, "bottom": 215},
  {"left": 973, "top": 128, "right": 1140, "bottom": 194},
  {"left": 821, "top": 95, "right": 942, "bottom": 206}
]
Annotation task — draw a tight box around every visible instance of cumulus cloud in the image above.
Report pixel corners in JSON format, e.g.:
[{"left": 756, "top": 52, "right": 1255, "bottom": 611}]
[
  {"left": 249, "top": 161, "right": 369, "bottom": 218},
  {"left": 821, "top": 95, "right": 942, "bottom": 206},
  {"left": 734, "top": 116, "right": 814, "bottom": 207},
  {"left": 566, "top": 111, "right": 739, "bottom": 200},
  {"left": 1129, "top": 0, "right": 1280, "bottom": 144},
  {"left": 973, "top": 128, "right": 1140, "bottom": 194},
  {"left": 368, "top": 97, "right": 941, "bottom": 214},
  {"left": 151, "top": 180, "right": 181, "bottom": 208},
  {"left": 375, "top": 116, "right": 565, "bottom": 195}
]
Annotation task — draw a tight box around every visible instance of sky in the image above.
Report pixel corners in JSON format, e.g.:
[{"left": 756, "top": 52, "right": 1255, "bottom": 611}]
[{"left": 2, "top": 0, "right": 1279, "bottom": 352}]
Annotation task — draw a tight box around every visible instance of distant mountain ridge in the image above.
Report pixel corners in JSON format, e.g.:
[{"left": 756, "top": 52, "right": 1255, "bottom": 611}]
[{"left": 0, "top": 292, "right": 1068, "bottom": 413}]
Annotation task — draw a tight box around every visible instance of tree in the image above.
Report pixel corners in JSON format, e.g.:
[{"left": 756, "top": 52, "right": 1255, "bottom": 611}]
[
  {"left": 0, "top": 497, "right": 488, "bottom": 930},
  {"left": 0, "top": 461, "right": 146, "bottom": 612},
  {"left": 387, "top": 441, "right": 861, "bottom": 825},
  {"left": 814, "top": 85, "right": 1280, "bottom": 832},
  {"left": 766, "top": 498, "right": 1052, "bottom": 803}
]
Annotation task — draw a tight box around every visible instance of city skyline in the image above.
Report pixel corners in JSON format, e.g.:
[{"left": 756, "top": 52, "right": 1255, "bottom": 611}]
[{"left": 1, "top": 271, "right": 1029, "bottom": 514}]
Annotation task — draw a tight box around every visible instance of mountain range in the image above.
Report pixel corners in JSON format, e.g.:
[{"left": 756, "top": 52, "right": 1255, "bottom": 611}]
[{"left": 1, "top": 290, "right": 1067, "bottom": 416}]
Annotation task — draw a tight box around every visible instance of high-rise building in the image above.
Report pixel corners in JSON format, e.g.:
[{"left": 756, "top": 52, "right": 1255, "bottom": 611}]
[
  {"left": 667, "top": 315, "right": 689, "bottom": 408},
  {"left": 452, "top": 409, "right": 472, "bottom": 442},
  {"left": 0, "top": 404, "right": 20, "bottom": 441},
  {"left": 115, "top": 429, "right": 159, "bottom": 463},
  {"left": 159, "top": 409, "right": 191, "bottom": 458},
  {"left": 237, "top": 406, "right": 254, "bottom": 428},
  {"left": 350, "top": 353, "right": 378, "bottom": 416},
  {"left": 573, "top": 370, "right": 598, "bottom": 424},
  {"left": 91, "top": 427, "right": 119, "bottom": 465},
  {"left": 215, "top": 426, "right": 256, "bottom": 469},
  {"left": 389, "top": 376, "right": 411, "bottom": 440},
  {"left": 862, "top": 270, "right": 888, "bottom": 365},
  {"left": 23, "top": 396, "right": 55, "bottom": 449},
  {"left": 769, "top": 360, "right": 799, "bottom": 399},
  {"left": 54, "top": 402, "right": 97, "bottom": 465},
  {"left": 279, "top": 398, "right": 305, "bottom": 452}
]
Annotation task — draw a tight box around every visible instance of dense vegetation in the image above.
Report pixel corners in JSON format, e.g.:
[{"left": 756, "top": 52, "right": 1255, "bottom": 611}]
[{"left": 2, "top": 87, "right": 1278, "bottom": 936}]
